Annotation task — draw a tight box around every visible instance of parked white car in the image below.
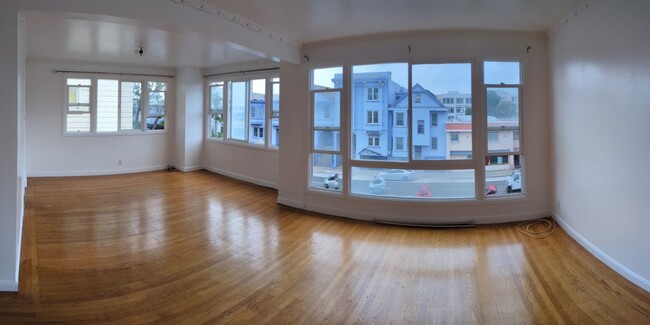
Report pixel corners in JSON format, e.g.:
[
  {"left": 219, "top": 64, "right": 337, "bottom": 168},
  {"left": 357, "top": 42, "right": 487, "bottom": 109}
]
[
  {"left": 368, "top": 176, "right": 386, "bottom": 194},
  {"left": 507, "top": 170, "right": 522, "bottom": 193},
  {"left": 377, "top": 169, "right": 415, "bottom": 181},
  {"left": 324, "top": 173, "right": 340, "bottom": 189}
]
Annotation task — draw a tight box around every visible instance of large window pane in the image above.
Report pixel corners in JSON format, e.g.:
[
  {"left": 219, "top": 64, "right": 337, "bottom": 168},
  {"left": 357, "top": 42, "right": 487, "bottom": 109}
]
[
  {"left": 120, "top": 81, "right": 141, "bottom": 130},
  {"left": 209, "top": 82, "right": 224, "bottom": 139},
  {"left": 351, "top": 63, "right": 408, "bottom": 162},
  {"left": 312, "top": 67, "right": 342, "bottom": 90},
  {"left": 412, "top": 63, "right": 472, "bottom": 160},
  {"left": 351, "top": 167, "right": 475, "bottom": 199},
  {"left": 97, "top": 79, "right": 119, "bottom": 132},
  {"left": 66, "top": 113, "right": 90, "bottom": 133},
  {"left": 487, "top": 87, "right": 519, "bottom": 154},
  {"left": 271, "top": 81, "right": 280, "bottom": 147},
  {"left": 311, "top": 153, "right": 343, "bottom": 191},
  {"left": 249, "top": 79, "right": 266, "bottom": 145},
  {"left": 313, "top": 92, "right": 340, "bottom": 151},
  {"left": 147, "top": 82, "right": 166, "bottom": 130},
  {"left": 484, "top": 61, "right": 521, "bottom": 85},
  {"left": 485, "top": 155, "right": 522, "bottom": 196},
  {"left": 229, "top": 81, "right": 247, "bottom": 140}
]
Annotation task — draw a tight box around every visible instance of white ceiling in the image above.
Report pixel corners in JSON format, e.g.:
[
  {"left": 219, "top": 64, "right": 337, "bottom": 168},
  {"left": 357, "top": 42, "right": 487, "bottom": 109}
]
[
  {"left": 24, "top": 0, "right": 585, "bottom": 68},
  {"left": 25, "top": 11, "right": 264, "bottom": 68},
  {"left": 204, "top": 0, "right": 586, "bottom": 44}
]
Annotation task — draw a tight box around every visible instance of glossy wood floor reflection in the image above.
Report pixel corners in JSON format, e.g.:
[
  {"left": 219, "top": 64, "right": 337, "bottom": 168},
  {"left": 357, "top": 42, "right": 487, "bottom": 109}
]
[{"left": 1, "top": 171, "right": 649, "bottom": 324}]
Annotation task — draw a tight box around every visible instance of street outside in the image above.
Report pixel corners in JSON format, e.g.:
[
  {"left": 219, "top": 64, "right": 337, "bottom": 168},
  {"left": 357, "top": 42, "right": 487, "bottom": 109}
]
[{"left": 312, "top": 167, "right": 518, "bottom": 198}]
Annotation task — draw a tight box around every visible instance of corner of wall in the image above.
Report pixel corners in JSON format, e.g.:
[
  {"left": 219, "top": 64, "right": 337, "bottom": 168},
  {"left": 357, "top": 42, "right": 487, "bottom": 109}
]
[{"left": 553, "top": 211, "right": 650, "bottom": 292}]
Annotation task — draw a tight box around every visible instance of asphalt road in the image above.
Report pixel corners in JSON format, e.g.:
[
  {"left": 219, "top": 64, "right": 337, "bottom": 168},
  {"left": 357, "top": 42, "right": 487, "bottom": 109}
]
[
  {"left": 350, "top": 179, "right": 509, "bottom": 197},
  {"left": 314, "top": 176, "right": 513, "bottom": 197}
]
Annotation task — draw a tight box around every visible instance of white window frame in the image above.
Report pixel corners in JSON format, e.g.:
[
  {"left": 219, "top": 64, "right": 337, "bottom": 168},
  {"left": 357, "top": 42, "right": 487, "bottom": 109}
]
[
  {"left": 367, "top": 87, "right": 379, "bottom": 101},
  {"left": 395, "top": 136, "right": 404, "bottom": 151},
  {"left": 307, "top": 58, "right": 525, "bottom": 202},
  {"left": 204, "top": 74, "right": 279, "bottom": 149},
  {"left": 368, "top": 135, "right": 380, "bottom": 147},
  {"left": 483, "top": 60, "right": 524, "bottom": 198},
  {"left": 63, "top": 75, "right": 170, "bottom": 136},
  {"left": 309, "top": 65, "right": 345, "bottom": 193},
  {"left": 367, "top": 110, "right": 379, "bottom": 125},
  {"left": 395, "top": 112, "right": 405, "bottom": 127},
  {"left": 207, "top": 81, "right": 225, "bottom": 140},
  {"left": 65, "top": 78, "right": 92, "bottom": 133},
  {"left": 417, "top": 120, "right": 425, "bottom": 134}
]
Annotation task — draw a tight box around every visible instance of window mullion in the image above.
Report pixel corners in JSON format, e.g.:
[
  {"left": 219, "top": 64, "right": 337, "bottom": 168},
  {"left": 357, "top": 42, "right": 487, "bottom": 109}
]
[
  {"left": 117, "top": 81, "right": 122, "bottom": 132},
  {"left": 91, "top": 78, "right": 97, "bottom": 133},
  {"left": 141, "top": 81, "right": 147, "bottom": 131}
]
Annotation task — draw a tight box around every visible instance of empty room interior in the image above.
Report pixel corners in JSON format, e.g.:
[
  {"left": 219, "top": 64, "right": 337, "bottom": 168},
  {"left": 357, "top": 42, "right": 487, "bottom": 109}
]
[{"left": 1, "top": 0, "right": 649, "bottom": 323}]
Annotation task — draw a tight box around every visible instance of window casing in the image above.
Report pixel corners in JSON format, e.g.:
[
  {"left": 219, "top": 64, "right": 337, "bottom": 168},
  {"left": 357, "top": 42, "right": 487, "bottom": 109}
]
[
  {"left": 310, "top": 66, "right": 343, "bottom": 192},
  {"left": 368, "top": 135, "right": 380, "bottom": 147},
  {"left": 206, "top": 75, "right": 279, "bottom": 148},
  {"left": 308, "top": 59, "right": 524, "bottom": 200},
  {"left": 367, "top": 87, "right": 379, "bottom": 101},
  {"left": 484, "top": 60, "right": 524, "bottom": 197},
  {"left": 64, "top": 76, "right": 168, "bottom": 135},
  {"left": 395, "top": 137, "right": 404, "bottom": 150},
  {"left": 417, "top": 120, "right": 425, "bottom": 134},
  {"left": 367, "top": 110, "right": 379, "bottom": 124},
  {"left": 395, "top": 112, "right": 405, "bottom": 127}
]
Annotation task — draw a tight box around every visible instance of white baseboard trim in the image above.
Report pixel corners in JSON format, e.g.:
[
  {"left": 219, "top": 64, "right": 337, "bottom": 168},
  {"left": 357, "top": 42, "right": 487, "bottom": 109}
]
[
  {"left": 276, "top": 196, "right": 306, "bottom": 209},
  {"left": 554, "top": 211, "right": 650, "bottom": 292},
  {"left": 203, "top": 166, "right": 278, "bottom": 189},
  {"left": 278, "top": 194, "right": 550, "bottom": 224},
  {"left": 173, "top": 165, "right": 202, "bottom": 172},
  {"left": 0, "top": 280, "right": 18, "bottom": 292},
  {"left": 305, "top": 202, "right": 550, "bottom": 224},
  {"left": 27, "top": 165, "right": 168, "bottom": 177}
]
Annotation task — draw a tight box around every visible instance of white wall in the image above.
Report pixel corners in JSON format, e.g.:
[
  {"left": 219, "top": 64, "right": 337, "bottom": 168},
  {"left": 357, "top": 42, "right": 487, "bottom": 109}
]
[
  {"left": 0, "top": 1, "right": 22, "bottom": 291},
  {"left": 25, "top": 61, "right": 173, "bottom": 176},
  {"left": 174, "top": 67, "right": 203, "bottom": 172},
  {"left": 550, "top": 0, "right": 650, "bottom": 291},
  {"left": 279, "top": 30, "right": 552, "bottom": 223}
]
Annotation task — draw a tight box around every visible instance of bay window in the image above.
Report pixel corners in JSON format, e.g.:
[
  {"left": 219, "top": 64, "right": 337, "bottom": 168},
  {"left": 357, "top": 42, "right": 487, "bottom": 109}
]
[
  {"left": 309, "top": 58, "right": 524, "bottom": 200},
  {"left": 206, "top": 75, "right": 279, "bottom": 148}
]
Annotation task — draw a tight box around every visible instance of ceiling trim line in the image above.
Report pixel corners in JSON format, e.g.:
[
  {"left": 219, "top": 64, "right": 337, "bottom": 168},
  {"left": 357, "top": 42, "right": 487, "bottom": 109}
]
[{"left": 167, "top": 0, "right": 298, "bottom": 49}]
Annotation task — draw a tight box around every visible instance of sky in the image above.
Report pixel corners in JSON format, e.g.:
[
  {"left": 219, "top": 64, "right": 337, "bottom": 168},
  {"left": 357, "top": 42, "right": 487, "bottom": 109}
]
[{"left": 313, "top": 61, "right": 520, "bottom": 95}]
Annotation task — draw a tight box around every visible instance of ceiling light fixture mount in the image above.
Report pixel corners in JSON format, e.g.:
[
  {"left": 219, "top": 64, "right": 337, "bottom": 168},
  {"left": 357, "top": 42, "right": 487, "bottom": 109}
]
[{"left": 135, "top": 46, "right": 145, "bottom": 57}]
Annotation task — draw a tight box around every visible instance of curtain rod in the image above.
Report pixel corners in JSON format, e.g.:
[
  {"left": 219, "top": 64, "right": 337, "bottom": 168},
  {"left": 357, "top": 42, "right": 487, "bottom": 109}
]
[
  {"left": 203, "top": 67, "right": 279, "bottom": 79},
  {"left": 52, "top": 70, "right": 175, "bottom": 78}
]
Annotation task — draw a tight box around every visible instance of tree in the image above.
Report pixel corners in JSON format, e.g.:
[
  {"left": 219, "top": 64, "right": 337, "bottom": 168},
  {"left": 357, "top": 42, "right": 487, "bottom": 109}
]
[
  {"left": 464, "top": 107, "right": 472, "bottom": 115},
  {"left": 495, "top": 100, "right": 517, "bottom": 119},
  {"left": 486, "top": 90, "right": 501, "bottom": 117}
]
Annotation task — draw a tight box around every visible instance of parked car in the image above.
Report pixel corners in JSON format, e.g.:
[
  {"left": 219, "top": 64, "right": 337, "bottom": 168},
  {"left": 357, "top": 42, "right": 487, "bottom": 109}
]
[
  {"left": 507, "top": 170, "right": 522, "bottom": 193},
  {"left": 377, "top": 169, "right": 415, "bottom": 181},
  {"left": 324, "top": 173, "right": 340, "bottom": 189},
  {"left": 368, "top": 176, "right": 386, "bottom": 194}
]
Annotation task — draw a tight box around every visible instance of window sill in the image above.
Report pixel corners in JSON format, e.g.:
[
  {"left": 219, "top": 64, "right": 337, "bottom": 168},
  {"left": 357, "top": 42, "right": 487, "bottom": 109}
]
[
  {"left": 206, "top": 138, "right": 279, "bottom": 152},
  {"left": 63, "top": 130, "right": 169, "bottom": 137}
]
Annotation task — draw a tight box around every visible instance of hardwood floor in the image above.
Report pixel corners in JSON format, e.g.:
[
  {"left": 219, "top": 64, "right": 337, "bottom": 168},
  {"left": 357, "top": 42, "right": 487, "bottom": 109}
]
[{"left": 0, "top": 170, "right": 648, "bottom": 324}]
